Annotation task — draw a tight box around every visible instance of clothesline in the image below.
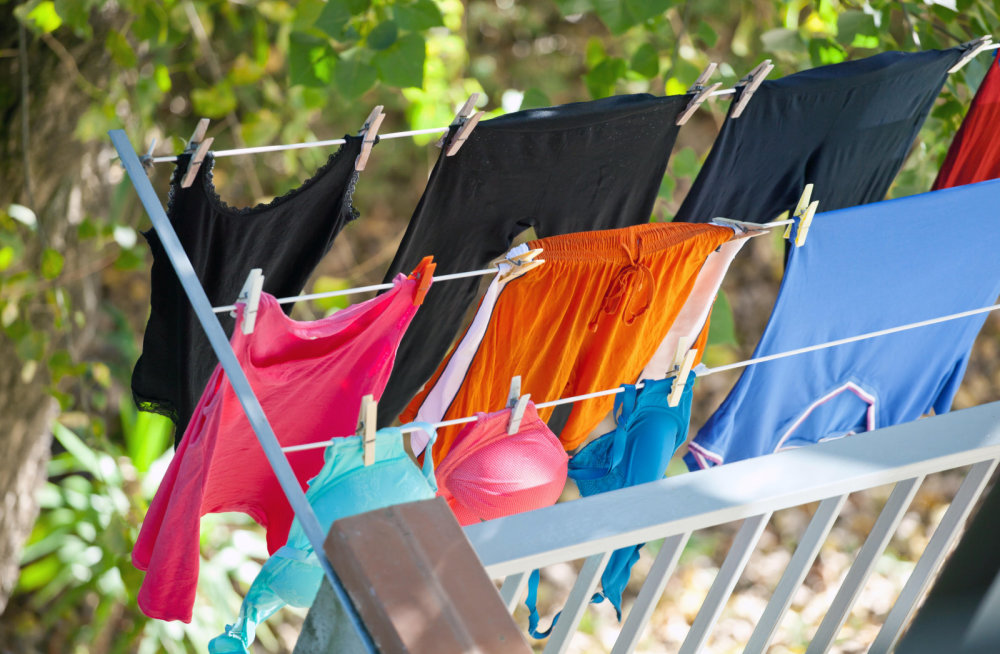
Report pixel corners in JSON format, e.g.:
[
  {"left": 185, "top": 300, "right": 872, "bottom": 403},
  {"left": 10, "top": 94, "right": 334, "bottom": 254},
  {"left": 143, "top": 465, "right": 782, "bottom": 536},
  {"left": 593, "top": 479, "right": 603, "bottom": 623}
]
[
  {"left": 279, "top": 300, "right": 1000, "bottom": 453},
  {"left": 212, "top": 220, "right": 789, "bottom": 314}
]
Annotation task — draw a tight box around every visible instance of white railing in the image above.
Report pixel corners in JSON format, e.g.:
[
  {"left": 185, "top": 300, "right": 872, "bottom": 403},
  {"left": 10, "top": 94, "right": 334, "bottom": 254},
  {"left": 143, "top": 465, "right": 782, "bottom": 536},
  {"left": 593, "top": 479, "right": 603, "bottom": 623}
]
[{"left": 465, "top": 401, "right": 1000, "bottom": 653}]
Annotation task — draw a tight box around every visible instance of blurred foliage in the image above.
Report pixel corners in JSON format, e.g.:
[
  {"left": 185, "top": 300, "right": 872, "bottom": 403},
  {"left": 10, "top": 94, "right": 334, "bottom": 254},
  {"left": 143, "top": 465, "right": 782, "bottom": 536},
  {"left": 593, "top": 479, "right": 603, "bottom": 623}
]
[{"left": 5, "top": 0, "right": 1000, "bottom": 652}]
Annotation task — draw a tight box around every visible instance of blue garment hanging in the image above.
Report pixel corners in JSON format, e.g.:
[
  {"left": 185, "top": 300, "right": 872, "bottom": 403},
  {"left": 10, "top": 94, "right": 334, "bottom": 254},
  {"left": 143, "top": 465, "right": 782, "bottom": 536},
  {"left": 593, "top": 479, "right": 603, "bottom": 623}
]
[
  {"left": 209, "top": 423, "right": 438, "bottom": 653},
  {"left": 526, "top": 376, "right": 694, "bottom": 637},
  {"left": 688, "top": 178, "right": 1000, "bottom": 470}
]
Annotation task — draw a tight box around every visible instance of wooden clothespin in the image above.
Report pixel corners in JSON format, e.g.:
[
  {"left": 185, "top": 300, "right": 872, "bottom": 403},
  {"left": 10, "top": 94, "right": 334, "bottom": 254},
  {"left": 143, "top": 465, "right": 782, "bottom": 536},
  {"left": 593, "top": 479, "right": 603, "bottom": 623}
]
[
  {"left": 411, "top": 256, "right": 437, "bottom": 306},
  {"left": 491, "top": 248, "right": 545, "bottom": 284},
  {"left": 676, "top": 63, "right": 722, "bottom": 126},
  {"left": 181, "top": 118, "right": 213, "bottom": 188},
  {"left": 781, "top": 184, "right": 818, "bottom": 247},
  {"left": 506, "top": 376, "right": 531, "bottom": 434},
  {"left": 730, "top": 60, "right": 774, "bottom": 119},
  {"left": 233, "top": 268, "right": 265, "bottom": 334},
  {"left": 357, "top": 394, "right": 378, "bottom": 466},
  {"left": 140, "top": 138, "right": 157, "bottom": 174},
  {"left": 949, "top": 36, "right": 995, "bottom": 73},
  {"left": 666, "top": 336, "right": 697, "bottom": 408},
  {"left": 355, "top": 105, "right": 385, "bottom": 172},
  {"left": 435, "top": 94, "right": 485, "bottom": 157}
]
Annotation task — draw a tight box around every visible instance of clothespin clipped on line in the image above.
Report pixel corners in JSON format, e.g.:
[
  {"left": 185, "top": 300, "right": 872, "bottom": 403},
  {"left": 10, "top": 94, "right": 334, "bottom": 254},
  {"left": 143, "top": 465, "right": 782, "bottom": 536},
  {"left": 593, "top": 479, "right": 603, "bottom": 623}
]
[
  {"left": 491, "top": 248, "right": 545, "bottom": 284},
  {"left": 435, "top": 94, "right": 485, "bottom": 157},
  {"left": 181, "top": 118, "right": 214, "bottom": 189},
  {"left": 506, "top": 376, "right": 531, "bottom": 435},
  {"left": 730, "top": 59, "right": 774, "bottom": 119},
  {"left": 412, "top": 256, "right": 437, "bottom": 306},
  {"left": 355, "top": 105, "right": 385, "bottom": 172},
  {"left": 139, "top": 138, "right": 157, "bottom": 174},
  {"left": 232, "top": 268, "right": 265, "bottom": 334},
  {"left": 666, "top": 336, "right": 697, "bottom": 408},
  {"left": 777, "top": 184, "right": 819, "bottom": 247},
  {"left": 358, "top": 394, "right": 378, "bottom": 466},
  {"left": 676, "top": 63, "right": 723, "bottom": 126},
  {"left": 949, "top": 35, "right": 995, "bottom": 74}
]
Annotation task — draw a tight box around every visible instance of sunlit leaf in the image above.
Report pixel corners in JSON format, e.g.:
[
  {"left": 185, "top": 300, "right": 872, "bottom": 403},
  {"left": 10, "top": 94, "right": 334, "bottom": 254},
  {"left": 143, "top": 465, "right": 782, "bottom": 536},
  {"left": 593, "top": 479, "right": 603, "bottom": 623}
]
[
  {"left": 191, "top": 82, "right": 237, "bottom": 118},
  {"left": 288, "top": 34, "right": 334, "bottom": 87},
  {"left": 41, "top": 248, "right": 64, "bottom": 279},
  {"left": 836, "top": 10, "right": 878, "bottom": 46},
  {"left": 373, "top": 33, "right": 425, "bottom": 88},
  {"left": 8, "top": 204, "right": 38, "bottom": 229},
  {"left": 0, "top": 245, "right": 15, "bottom": 271},
  {"left": 52, "top": 422, "right": 103, "bottom": 479},
  {"left": 310, "top": 275, "right": 352, "bottom": 312},
  {"left": 25, "top": 1, "right": 63, "bottom": 33}
]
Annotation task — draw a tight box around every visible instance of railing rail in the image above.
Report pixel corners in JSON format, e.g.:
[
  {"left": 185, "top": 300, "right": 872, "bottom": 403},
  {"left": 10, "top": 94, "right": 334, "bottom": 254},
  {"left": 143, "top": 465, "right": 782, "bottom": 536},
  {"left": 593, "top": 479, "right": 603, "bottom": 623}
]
[{"left": 466, "top": 401, "right": 1000, "bottom": 652}]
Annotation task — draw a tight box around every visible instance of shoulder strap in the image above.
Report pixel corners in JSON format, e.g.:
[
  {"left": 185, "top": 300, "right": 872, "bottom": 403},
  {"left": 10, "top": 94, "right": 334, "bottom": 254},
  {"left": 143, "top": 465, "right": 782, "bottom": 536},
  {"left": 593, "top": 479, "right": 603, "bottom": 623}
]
[{"left": 567, "top": 384, "right": 636, "bottom": 481}]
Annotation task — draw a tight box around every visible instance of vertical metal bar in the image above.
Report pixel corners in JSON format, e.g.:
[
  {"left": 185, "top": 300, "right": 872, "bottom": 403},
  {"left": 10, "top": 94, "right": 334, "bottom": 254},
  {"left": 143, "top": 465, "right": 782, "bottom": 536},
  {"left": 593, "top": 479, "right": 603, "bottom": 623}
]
[
  {"left": 745, "top": 495, "right": 848, "bottom": 654},
  {"left": 870, "top": 459, "right": 998, "bottom": 654},
  {"left": 611, "top": 532, "right": 691, "bottom": 654},
  {"left": 678, "top": 512, "right": 772, "bottom": 654},
  {"left": 543, "top": 551, "right": 613, "bottom": 654},
  {"left": 805, "top": 475, "right": 924, "bottom": 654},
  {"left": 109, "top": 130, "right": 375, "bottom": 652},
  {"left": 500, "top": 571, "right": 529, "bottom": 613}
]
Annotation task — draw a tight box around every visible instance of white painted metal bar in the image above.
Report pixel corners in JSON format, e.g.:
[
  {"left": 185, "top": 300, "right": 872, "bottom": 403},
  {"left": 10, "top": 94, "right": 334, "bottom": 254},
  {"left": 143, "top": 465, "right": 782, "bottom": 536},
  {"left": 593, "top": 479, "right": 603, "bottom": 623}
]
[
  {"left": 499, "top": 572, "right": 529, "bottom": 613},
  {"left": 744, "top": 494, "right": 849, "bottom": 654},
  {"left": 805, "top": 476, "right": 924, "bottom": 654},
  {"left": 543, "top": 551, "right": 613, "bottom": 654},
  {"left": 869, "top": 458, "right": 999, "bottom": 653},
  {"left": 109, "top": 130, "right": 376, "bottom": 652},
  {"left": 611, "top": 532, "right": 691, "bottom": 654},
  {"left": 465, "top": 402, "right": 1000, "bottom": 578},
  {"left": 679, "top": 512, "right": 772, "bottom": 654}
]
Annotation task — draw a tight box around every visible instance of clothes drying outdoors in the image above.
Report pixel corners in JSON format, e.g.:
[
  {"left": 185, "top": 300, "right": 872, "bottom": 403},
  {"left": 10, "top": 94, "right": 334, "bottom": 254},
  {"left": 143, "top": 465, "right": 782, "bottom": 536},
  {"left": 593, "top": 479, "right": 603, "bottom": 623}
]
[
  {"left": 933, "top": 52, "right": 1000, "bottom": 189},
  {"left": 132, "top": 261, "right": 430, "bottom": 623},
  {"left": 403, "top": 222, "right": 733, "bottom": 461},
  {"left": 434, "top": 402, "right": 567, "bottom": 526},
  {"left": 687, "top": 179, "right": 1000, "bottom": 470},
  {"left": 378, "top": 93, "right": 693, "bottom": 426},
  {"left": 209, "top": 424, "right": 439, "bottom": 654},
  {"left": 526, "top": 376, "right": 695, "bottom": 637},
  {"left": 674, "top": 47, "right": 966, "bottom": 225},
  {"left": 132, "top": 137, "right": 367, "bottom": 439}
]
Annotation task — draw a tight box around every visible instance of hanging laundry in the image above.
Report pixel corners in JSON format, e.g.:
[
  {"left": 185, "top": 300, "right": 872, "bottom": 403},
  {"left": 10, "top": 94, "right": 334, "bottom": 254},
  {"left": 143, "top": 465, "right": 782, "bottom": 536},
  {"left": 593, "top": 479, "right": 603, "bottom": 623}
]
[
  {"left": 132, "top": 137, "right": 367, "bottom": 440},
  {"left": 687, "top": 179, "right": 1000, "bottom": 470},
  {"left": 675, "top": 47, "right": 967, "bottom": 225},
  {"left": 132, "top": 260, "right": 431, "bottom": 623},
  {"left": 435, "top": 402, "right": 567, "bottom": 526},
  {"left": 933, "top": 51, "right": 1000, "bottom": 189},
  {"left": 378, "top": 93, "right": 695, "bottom": 426},
  {"left": 403, "top": 222, "right": 734, "bottom": 462},
  {"left": 525, "top": 376, "right": 695, "bottom": 638},
  {"left": 209, "top": 423, "right": 439, "bottom": 653}
]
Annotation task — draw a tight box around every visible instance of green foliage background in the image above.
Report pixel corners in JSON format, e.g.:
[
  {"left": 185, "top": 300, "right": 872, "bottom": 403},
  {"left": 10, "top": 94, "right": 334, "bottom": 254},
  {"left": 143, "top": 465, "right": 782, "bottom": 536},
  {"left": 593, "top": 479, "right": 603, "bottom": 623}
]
[{"left": 2, "top": 0, "right": 998, "bottom": 652}]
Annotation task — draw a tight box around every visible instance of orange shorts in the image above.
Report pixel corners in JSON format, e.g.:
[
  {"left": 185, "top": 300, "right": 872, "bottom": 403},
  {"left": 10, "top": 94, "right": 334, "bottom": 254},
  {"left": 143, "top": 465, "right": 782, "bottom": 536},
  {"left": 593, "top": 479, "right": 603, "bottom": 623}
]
[{"left": 404, "top": 221, "right": 733, "bottom": 464}]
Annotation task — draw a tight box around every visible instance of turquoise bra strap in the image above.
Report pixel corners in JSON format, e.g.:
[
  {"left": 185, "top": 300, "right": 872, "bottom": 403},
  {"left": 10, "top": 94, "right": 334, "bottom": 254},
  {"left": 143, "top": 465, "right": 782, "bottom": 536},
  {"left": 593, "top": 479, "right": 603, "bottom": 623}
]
[{"left": 402, "top": 421, "right": 438, "bottom": 488}]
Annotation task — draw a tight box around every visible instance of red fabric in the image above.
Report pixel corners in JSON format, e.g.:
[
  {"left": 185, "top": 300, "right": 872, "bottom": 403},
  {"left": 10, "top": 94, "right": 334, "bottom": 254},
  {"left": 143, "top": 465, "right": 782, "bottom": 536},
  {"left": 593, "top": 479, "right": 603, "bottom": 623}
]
[
  {"left": 132, "top": 266, "right": 429, "bottom": 622},
  {"left": 933, "top": 53, "right": 1000, "bottom": 189},
  {"left": 435, "top": 403, "right": 568, "bottom": 525}
]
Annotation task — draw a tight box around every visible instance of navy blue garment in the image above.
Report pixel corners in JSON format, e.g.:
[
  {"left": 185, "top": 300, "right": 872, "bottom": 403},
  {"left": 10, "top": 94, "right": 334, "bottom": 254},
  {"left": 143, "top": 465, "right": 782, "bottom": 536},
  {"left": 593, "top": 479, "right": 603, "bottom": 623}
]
[
  {"left": 687, "top": 179, "right": 1000, "bottom": 470},
  {"left": 675, "top": 47, "right": 967, "bottom": 225},
  {"left": 526, "top": 376, "right": 694, "bottom": 636}
]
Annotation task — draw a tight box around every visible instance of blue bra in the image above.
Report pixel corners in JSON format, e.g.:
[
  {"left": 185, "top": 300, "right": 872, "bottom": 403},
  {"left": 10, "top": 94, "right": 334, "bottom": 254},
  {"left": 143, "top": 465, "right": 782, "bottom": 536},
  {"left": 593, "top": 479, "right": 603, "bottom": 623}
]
[
  {"left": 526, "top": 376, "right": 694, "bottom": 637},
  {"left": 210, "top": 423, "right": 438, "bottom": 653}
]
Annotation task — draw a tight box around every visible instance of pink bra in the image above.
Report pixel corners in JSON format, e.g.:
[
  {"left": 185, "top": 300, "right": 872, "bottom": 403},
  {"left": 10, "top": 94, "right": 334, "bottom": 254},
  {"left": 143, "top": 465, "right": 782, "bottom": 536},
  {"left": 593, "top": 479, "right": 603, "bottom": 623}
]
[{"left": 435, "top": 402, "right": 568, "bottom": 525}]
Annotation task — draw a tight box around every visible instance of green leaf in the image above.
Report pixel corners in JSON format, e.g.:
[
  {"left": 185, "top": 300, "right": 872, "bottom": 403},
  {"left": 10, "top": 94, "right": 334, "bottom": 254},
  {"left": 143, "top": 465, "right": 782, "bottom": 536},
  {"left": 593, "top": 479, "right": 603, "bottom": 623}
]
[
  {"left": 623, "top": 0, "right": 672, "bottom": 24},
  {"left": 671, "top": 146, "right": 699, "bottom": 178},
  {"left": 153, "top": 65, "right": 172, "bottom": 93},
  {"left": 0, "top": 246, "right": 15, "bottom": 271},
  {"left": 553, "top": 0, "right": 595, "bottom": 15},
  {"left": 346, "top": 0, "right": 371, "bottom": 12},
  {"left": 630, "top": 43, "right": 659, "bottom": 79},
  {"left": 584, "top": 57, "right": 627, "bottom": 99},
  {"left": 126, "top": 410, "right": 173, "bottom": 474},
  {"left": 809, "top": 38, "right": 846, "bottom": 66},
  {"left": 707, "top": 291, "right": 737, "bottom": 347},
  {"left": 288, "top": 35, "right": 334, "bottom": 87},
  {"left": 105, "top": 32, "right": 136, "bottom": 68},
  {"left": 25, "top": 1, "right": 63, "bottom": 33},
  {"left": 367, "top": 20, "right": 398, "bottom": 50},
  {"left": 334, "top": 58, "right": 377, "bottom": 98},
  {"left": 52, "top": 422, "right": 102, "bottom": 479},
  {"left": 241, "top": 110, "right": 282, "bottom": 146},
  {"left": 761, "top": 27, "right": 805, "bottom": 55},
  {"left": 520, "top": 87, "right": 551, "bottom": 110},
  {"left": 836, "top": 10, "right": 877, "bottom": 47},
  {"left": 310, "top": 276, "right": 352, "bottom": 312},
  {"left": 41, "top": 248, "right": 64, "bottom": 279},
  {"left": 191, "top": 82, "right": 237, "bottom": 118},
  {"left": 373, "top": 33, "right": 425, "bottom": 88},
  {"left": 393, "top": 0, "right": 445, "bottom": 31},
  {"left": 695, "top": 21, "right": 718, "bottom": 48},
  {"left": 592, "top": 0, "right": 636, "bottom": 34},
  {"left": 314, "top": 0, "right": 352, "bottom": 39}
]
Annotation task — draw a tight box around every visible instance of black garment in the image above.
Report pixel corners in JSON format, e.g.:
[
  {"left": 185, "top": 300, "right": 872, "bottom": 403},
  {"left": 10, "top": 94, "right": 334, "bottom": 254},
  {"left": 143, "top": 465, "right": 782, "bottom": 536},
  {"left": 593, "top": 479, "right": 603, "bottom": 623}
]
[
  {"left": 675, "top": 47, "right": 967, "bottom": 224},
  {"left": 133, "top": 137, "right": 364, "bottom": 441},
  {"left": 378, "top": 93, "right": 690, "bottom": 426}
]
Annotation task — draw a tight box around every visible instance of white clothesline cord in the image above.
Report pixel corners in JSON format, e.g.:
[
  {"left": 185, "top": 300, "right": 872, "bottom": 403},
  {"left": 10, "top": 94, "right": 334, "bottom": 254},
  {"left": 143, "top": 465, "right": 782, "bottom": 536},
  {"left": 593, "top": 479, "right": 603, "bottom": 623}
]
[
  {"left": 279, "top": 301, "right": 1000, "bottom": 453},
  {"left": 212, "top": 267, "right": 501, "bottom": 314}
]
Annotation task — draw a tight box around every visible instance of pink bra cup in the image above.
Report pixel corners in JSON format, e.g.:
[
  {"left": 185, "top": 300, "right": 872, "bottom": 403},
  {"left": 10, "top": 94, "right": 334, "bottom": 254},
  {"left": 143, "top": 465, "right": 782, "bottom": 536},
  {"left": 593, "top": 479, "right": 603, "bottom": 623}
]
[{"left": 436, "top": 402, "right": 568, "bottom": 525}]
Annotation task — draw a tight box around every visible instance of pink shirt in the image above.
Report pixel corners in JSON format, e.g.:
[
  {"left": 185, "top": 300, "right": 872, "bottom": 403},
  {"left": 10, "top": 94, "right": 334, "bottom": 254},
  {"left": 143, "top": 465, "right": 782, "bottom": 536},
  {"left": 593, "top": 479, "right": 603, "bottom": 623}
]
[{"left": 133, "top": 267, "right": 428, "bottom": 622}]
